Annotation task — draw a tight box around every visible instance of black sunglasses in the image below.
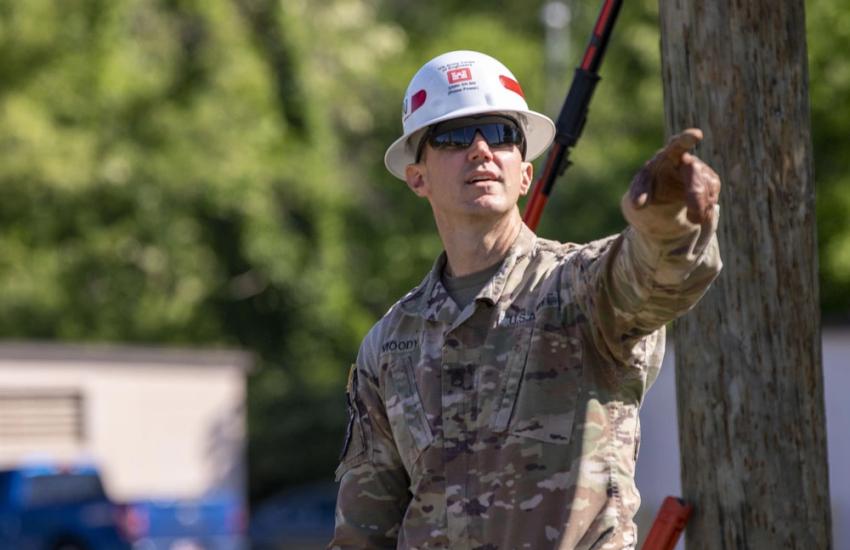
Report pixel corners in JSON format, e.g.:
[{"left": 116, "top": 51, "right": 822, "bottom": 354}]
[{"left": 415, "top": 116, "right": 526, "bottom": 162}]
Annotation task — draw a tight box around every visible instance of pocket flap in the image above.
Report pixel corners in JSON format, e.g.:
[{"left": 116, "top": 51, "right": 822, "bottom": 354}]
[
  {"left": 491, "top": 327, "right": 533, "bottom": 432},
  {"left": 387, "top": 356, "right": 434, "bottom": 460}
]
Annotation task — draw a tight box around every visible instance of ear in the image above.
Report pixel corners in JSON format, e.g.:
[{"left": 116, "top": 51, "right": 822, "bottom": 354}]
[
  {"left": 518, "top": 160, "right": 534, "bottom": 196},
  {"left": 405, "top": 163, "right": 429, "bottom": 198}
]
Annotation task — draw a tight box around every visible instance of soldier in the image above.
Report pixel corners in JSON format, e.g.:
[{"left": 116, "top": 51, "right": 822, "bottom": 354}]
[{"left": 329, "top": 50, "right": 721, "bottom": 550}]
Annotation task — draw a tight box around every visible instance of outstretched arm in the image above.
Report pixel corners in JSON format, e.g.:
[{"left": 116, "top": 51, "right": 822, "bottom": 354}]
[{"left": 575, "top": 129, "right": 723, "bottom": 364}]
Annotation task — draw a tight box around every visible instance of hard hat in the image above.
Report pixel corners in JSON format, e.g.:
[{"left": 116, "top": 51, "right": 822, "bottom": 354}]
[{"left": 384, "top": 50, "right": 556, "bottom": 180}]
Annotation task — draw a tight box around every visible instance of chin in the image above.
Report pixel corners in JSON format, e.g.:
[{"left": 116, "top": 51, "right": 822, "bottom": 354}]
[{"left": 465, "top": 198, "right": 513, "bottom": 216}]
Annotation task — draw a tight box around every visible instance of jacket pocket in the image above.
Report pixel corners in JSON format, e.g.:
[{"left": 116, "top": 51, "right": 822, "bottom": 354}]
[
  {"left": 491, "top": 323, "right": 582, "bottom": 444},
  {"left": 386, "top": 355, "right": 435, "bottom": 472}
]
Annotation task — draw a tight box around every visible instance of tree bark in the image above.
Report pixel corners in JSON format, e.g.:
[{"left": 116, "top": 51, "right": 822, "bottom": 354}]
[{"left": 658, "top": 1, "right": 832, "bottom": 548}]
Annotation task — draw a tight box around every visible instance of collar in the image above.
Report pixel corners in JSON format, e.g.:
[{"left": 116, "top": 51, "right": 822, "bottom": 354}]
[{"left": 399, "top": 223, "right": 537, "bottom": 322}]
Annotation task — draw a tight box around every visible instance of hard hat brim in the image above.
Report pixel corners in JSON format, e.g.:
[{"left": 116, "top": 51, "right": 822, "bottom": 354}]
[{"left": 384, "top": 107, "right": 556, "bottom": 180}]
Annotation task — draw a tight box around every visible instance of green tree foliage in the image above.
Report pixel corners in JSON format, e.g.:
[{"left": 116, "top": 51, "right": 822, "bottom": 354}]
[
  {"left": 0, "top": 0, "right": 383, "bottom": 498},
  {"left": 0, "top": 0, "right": 846, "bottom": 501},
  {"left": 808, "top": 0, "right": 850, "bottom": 317}
]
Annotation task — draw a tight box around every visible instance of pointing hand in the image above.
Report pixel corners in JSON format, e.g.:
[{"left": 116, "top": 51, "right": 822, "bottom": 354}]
[{"left": 628, "top": 128, "right": 721, "bottom": 225}]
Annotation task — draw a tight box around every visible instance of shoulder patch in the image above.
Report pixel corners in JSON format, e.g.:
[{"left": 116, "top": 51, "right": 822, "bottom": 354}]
[{"left": 346, "top": 363, "right": 357, "bottom": 394}]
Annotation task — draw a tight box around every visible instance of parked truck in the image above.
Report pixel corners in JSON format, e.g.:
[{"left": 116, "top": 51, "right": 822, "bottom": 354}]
[
  {"left": 0, "top": 463, "right": 134, "bottom": 550},
  {"left": 0, "top": 463, "right": 246, "bottom": 550}
]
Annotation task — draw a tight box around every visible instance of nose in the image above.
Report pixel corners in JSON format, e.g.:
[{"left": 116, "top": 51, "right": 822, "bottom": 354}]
[{"left": 467, "top": 132, "right": 494, "bottom": 162}]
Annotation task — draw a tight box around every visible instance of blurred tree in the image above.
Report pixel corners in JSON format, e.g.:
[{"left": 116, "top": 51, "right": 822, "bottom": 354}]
[
  {"left": 0, "top": 0, "right": 389, "bottom": 499},
  {"left": 808, "top": 0, "right": 850, "bottom": 319}
]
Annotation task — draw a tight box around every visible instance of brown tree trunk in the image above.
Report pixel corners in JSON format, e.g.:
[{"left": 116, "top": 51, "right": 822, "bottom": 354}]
[{"left": 658, "top": 1, "right": 832, "bottom": 548}]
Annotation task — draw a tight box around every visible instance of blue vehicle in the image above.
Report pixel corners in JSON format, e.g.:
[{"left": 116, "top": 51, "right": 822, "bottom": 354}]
[
  {"left": 0, "top": 463, "right": 133, "bottom": 550},
  {"left": 124, "top": 497, "right": 246, "bottom": 550}
]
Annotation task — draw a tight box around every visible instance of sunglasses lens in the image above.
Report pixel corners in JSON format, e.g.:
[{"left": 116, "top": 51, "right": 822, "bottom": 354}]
[
  {"left": 430, "top": 127, "right": 473, "bottom": 148},
  {"left": 414, "top": 117, "right": 527, "bottom": 162},
  {"left": 429, "top": 122, "right": 524, "bottom": 150},
  {"left": 482, "top": 123, "right": 522, "bottom": 146}
]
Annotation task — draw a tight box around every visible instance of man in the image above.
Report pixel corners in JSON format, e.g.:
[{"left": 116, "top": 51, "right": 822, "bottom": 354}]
[{"left": 330, "top": 50, "right": 721, "bottom": 549}]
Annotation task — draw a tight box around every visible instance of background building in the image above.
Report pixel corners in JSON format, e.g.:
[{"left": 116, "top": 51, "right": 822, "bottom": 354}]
[{"left": 0, "top": 343, "right": 251, "bottom": 505}]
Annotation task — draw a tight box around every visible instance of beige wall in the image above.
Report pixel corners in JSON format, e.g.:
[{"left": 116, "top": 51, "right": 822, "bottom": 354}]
[{"left": 0, "top": 343, "right": 250, "bottom": 502}]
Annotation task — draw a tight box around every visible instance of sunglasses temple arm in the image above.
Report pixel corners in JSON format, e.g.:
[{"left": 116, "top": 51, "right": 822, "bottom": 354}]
[{"left": 523, "top": 0, "right": 623, "bottom": 231}]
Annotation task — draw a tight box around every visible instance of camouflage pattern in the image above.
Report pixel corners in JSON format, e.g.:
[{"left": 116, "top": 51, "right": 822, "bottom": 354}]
[{"left": 330, "top": 198, "right": 721, "bottom": 550}]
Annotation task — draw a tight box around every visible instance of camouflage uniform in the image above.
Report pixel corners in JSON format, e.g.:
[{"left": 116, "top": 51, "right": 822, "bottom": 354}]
[{"left": 330, "top": 198, "right": 721, "bottom": 550}]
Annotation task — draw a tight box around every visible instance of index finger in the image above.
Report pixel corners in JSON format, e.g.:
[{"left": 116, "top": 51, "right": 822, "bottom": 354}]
[{"left": 664, "top": 128, "right": 704, "bottom": 162}]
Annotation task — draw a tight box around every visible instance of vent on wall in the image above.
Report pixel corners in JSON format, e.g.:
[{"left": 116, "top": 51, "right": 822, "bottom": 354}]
[{"left": 0, "top": 389, "right": 85, "bottom": 443}]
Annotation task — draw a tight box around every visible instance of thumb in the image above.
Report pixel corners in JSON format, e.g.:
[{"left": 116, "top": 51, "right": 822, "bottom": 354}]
[{"left": 661, "top": 128, "right": 703, "bottom": 166}]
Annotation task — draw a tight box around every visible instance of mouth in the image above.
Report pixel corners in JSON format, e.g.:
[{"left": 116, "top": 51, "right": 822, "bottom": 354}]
[{"left": 465, "top": 172, "right": 502, "bottom": 185}]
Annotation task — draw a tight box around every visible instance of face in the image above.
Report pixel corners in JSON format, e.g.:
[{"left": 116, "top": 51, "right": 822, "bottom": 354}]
[{"left": 404, "top": 121, "right": 533, "bottom": 223}]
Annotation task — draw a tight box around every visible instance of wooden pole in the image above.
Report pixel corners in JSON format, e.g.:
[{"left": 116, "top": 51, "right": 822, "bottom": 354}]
[{"left": 658, "top": 1, "right": 832, "bottom": 547}]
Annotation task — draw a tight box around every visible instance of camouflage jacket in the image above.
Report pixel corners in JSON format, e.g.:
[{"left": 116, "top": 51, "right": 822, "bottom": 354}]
[{"left": 330, "top": 199, "right": 721, "bottom": 550}]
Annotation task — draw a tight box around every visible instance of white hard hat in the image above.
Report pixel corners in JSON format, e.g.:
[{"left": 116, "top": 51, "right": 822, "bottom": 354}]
[{"left": 384, "top": 50, "right": 556, "bottom": 180}]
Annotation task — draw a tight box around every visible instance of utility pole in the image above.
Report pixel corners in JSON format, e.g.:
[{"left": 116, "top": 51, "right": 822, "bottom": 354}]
[
  {"left": 658, "top": 1, "right": 833, "bottom": 548},
  {"left": 540, "top": 1, "right": 572, "bottom": 117}
]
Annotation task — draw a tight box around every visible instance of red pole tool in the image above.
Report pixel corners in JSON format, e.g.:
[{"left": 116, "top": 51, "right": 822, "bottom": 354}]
[{"left": 523, "top": 0, "right": 624, "bottom": 231}]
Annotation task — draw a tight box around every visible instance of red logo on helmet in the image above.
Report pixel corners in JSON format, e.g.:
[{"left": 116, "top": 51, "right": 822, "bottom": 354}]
[
  {"left": 447, "top": 68, "right": 473, "bottom": 84},
  {"left": 499, "top": 75, "right": 524, "bottom": 98},
  {"left": 410, "top": 89, "right": 427, "bottom": 114}
]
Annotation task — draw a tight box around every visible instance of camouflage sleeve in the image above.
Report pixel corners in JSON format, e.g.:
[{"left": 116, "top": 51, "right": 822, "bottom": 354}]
[
  {"left": 571, "top": 197, "right": 722, "bottom": 364},
  {"left": 329, "top": 336, "right": 411, "bottom": 549}
]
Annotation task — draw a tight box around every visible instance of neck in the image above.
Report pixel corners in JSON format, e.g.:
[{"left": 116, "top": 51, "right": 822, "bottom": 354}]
[{"left": 434, "top": 208, "right": 524, "bottom": 277}]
